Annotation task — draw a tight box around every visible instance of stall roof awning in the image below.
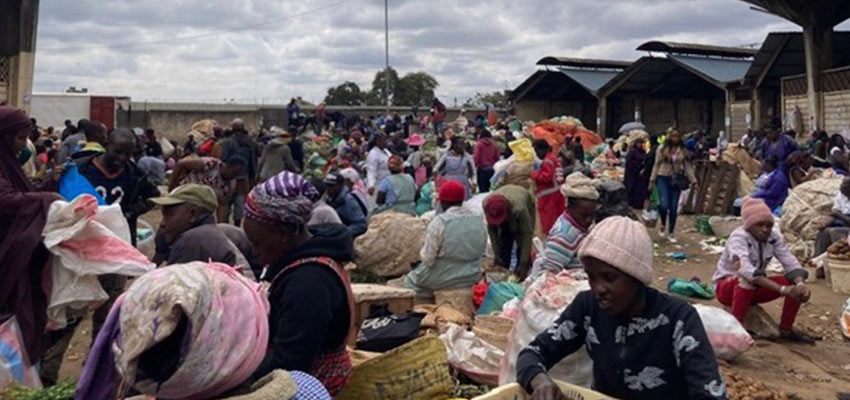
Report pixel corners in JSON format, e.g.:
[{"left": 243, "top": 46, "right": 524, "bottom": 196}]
[
  {"left": 669, "top": 55, "right": 752, "bottom": 85},
  {"left": 599, "top": 56, "right": 737, "bottom": 98},
  {"left": 744, "top": 31, "right": 850, "bottom": 88},
  {"left": 536, "top": 57, "right": 632, "bottom": 70},
  {"left": 512, "top": 66, "right": 625, "bottom": 102},
  {"left": 637, "top": 41, "right": 758, "bottom": 58}
]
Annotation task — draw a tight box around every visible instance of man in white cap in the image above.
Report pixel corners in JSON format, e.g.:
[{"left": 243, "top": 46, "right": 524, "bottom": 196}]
[{"left": 518, "top": 216, "right": 726, "bottom": 400}]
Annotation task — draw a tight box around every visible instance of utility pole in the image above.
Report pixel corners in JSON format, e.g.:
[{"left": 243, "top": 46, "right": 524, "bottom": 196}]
[{"left": 385, "top": 0, "right": 390, "bottom": 114}]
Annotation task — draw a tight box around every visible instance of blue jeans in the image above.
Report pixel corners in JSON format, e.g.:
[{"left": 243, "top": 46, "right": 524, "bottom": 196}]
[{"left": 656, "top": 176, "right": 681, "bottom": 234}]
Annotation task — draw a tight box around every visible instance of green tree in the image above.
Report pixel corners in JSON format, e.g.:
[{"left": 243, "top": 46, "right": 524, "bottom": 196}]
[
  {"left": 395, "top": 72, "right": 439, "bottom": 107},
  {"left": 463, "top": 91, "right": 509, "bottom": 108},
  {"left": 324, "top": 81, "right": 366, "bottom": 106},
  {"left": 366, "top": 67, "right": 400, "bottom": 106}
]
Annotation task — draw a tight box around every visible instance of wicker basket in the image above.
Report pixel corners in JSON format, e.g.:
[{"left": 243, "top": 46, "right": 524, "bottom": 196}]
[
  {"left": 434, "top": 288, "right": 475, "bottom": 316},
  {"left": 473, "top": 315, "right": 514, "bottom": 350},
  {"left": 473, "top": 381, "right": 615, "bottom": 400},
  {"left": 337, "top": 336, "right": 453, "bottom": 400}
]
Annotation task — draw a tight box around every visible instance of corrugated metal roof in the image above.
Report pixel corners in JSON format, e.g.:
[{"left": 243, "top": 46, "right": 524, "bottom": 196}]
[
  {"left": 536, "top": 57, "right": 631, "bottom": 69},
  {"left": 637, "top": 41, "right": 757, "bottom": 58},
  {"left": 559, "top": 68, "right": 622, "bottom": 93},
  {"left": 744, "top": 31, "right": 850, "bottom": 87},
  {"left": 668, "top": 55, "right": 752, "bottom": 84}
]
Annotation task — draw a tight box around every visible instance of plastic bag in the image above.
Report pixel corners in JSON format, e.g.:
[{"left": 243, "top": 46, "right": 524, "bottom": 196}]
[
  {"left": 694, "top": 304, "right": 753, "bottom": 361},
  {"left": 841, "top": 297, "right": 850, "bottom": 340},
  {"left": 499, "top": 271, "right": 592, "bottom": 387},
  {"left": 508, "top": 139, "right": 534, "bottom": 163},
  {"left": 0, "top": 316, "right": 41, "bottom": 389},
  {"left": 357, "top": 305, "right": 426, "bottom": 352},
  {"left": 58, "top": 163, "right": 106, "bottom": 205},
  {"left": 42, "top": 195, "right": 155, "bottom": 329},
  {"left": 439, "top": 323, "right": 503, "bottom": 386},
  {"left": 159, "top": 136, "right": 175, "bottom": 159},
  {"left": 478, "top": 282, "right": 526, "bottom": 315}
]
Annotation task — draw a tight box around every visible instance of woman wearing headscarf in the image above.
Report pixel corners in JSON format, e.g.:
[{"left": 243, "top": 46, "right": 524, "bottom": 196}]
[
  {"left": 375, "top": 155, "right": 417, "bottom": 216},
  {"left": 244, "top": 171, "right": 356, "bottom": 396},
  {"left": 0, "top": 106, "right": 64, "bottom": 364},
  {"left": 517, "top": 217, "right": 726, "bottom": 400},
  {"left": 624, "top": 130, "right": 650, "bottom": 214},
  {"left": 435, "top": 136, "right": 476, "bottom": 199}
]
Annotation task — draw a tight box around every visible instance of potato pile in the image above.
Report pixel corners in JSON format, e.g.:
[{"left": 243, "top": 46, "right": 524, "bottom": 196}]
[
  {"left": 723, "top": 370, "right": 796, "bottom": 400},
  {"left": 828, "top": 240, "right": 850, "bottom": 260}
]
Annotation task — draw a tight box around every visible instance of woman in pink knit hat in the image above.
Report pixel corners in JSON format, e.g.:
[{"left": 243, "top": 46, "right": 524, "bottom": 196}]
[
  {"left": 517, "top": 216, "right": 726, "bottom": 400},
  {"left": 713, "top": 197, "right": 816, "bottom": 343}
]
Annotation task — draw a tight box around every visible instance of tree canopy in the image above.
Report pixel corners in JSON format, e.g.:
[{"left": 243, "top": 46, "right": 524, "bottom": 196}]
[
  {"left": 323, "top": 81, "right": 366, "bottom": 106},
  {"left": 323, "top": 67, "right": 439, "bottom": 107},
  {"left": 463, "top": 91, "right": 509, "bottom": 108}
]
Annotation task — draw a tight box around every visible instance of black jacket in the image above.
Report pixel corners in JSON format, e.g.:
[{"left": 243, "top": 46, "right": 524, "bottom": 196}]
[
  {"left": 517, "top": 287, "right": 727, "bottom": 400},
  {"left": 251, "top": 223, "right": 355, "bottom": 381}
]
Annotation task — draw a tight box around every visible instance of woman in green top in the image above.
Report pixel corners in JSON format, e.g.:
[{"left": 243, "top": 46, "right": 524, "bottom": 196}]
[{"left": 376, "top": 155, "right": 418, "bottom": 215}]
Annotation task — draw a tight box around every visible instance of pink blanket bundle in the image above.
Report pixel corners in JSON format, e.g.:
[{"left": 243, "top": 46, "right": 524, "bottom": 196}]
[{"left": 115, "top": 262, "right": 270, "bottom": 399}]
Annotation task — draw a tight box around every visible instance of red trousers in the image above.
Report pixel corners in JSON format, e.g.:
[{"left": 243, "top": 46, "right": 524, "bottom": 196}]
[{"left": 715, "top": 276, "right": 800, "bottom": 331}]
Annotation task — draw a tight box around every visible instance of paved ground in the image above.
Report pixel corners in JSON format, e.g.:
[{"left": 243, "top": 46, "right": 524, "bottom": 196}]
[{"left": 56, "top": 214, "right": 850, "bottom": 399}]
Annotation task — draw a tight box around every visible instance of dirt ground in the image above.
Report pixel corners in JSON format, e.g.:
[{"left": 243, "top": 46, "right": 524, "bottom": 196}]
[{"left": 54, "top": 214, "right": 850, "bottom": 399}]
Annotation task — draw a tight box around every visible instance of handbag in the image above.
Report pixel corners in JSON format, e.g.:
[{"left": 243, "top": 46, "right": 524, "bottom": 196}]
[
  {"left": 356, "top": 304, "right": 425, "bottom": 352},
  {"left": 672, "top": 172, "right": 691, "bottom": 190}
]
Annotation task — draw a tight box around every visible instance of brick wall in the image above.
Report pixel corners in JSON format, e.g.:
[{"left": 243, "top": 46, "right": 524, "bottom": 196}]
[
  {"left": 824, "top": 91, "right": 850, "bottom": 133},
  {"left": 641, "top": 98, "right": 674, "bottom": 135}
]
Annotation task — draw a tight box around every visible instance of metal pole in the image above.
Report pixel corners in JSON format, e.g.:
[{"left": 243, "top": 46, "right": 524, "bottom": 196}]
[{"left": 385, "top": 0, "right": 390, "bottom": 113}]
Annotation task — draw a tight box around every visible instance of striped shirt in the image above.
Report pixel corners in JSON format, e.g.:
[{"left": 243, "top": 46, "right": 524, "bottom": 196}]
[{"left": 536, "top": 212, "right": 591, "bottom": 273}]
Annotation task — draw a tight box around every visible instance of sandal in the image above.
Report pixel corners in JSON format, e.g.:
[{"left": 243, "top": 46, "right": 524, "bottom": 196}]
[{"left": 778, "top": 329, "right": 819, "bottom": 344}]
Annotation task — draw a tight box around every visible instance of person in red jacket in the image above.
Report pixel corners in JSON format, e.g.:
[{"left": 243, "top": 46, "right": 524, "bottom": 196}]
[
  {"left": 473, "top": 129, "right": 501, "bottom": 192},
  {"left": 532, "top": 139, "right": 565, "bottom": 235}
]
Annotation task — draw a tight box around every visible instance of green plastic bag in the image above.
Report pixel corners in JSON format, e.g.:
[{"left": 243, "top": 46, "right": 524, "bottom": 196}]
[{"left": 667, "top": 278, "right": 715, "bottom": 299}]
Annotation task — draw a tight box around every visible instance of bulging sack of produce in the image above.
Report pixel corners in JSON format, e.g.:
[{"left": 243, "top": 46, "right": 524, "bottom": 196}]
[
  {"left": 354, "top": 211, "right": 430, "bottom": 277},
  {"left": 694, "top": 304, "right": 753, "bottom": 361},
  {"left": 780, "top": 176, "right": 843, "bottom": 241},
  {"left": 499, "top": 271, "right": 592, "bottom": 387},
  {"left": 841, "top": 297, "right": 850, "bottom": 340},
  {"left": 440, "top": 323, "right": 503, "bottom": 386},
  {"left": 508, "top": 138, "right": 534, "bottom": 163}
]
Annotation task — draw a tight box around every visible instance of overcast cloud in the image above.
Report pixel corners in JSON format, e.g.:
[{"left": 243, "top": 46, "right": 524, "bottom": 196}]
[{"left": 32, "top": 0, "right": 849, "bottom": 105}]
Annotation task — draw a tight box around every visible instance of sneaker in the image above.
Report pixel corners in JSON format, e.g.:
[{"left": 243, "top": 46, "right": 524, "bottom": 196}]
[
  {"left": 657, "top": 225, "right": 667, "bottom": 239},
  {"left": 668, "top": 235, "right": 678, "bottom": 244}
]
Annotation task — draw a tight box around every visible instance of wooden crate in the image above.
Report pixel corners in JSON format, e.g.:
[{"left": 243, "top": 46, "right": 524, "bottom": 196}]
[
  {"left": 349, "top": 284, "right": 416, "bottom": 345},
  {"left": 684, "top": 161, "right": 740, "bottom": 215}
]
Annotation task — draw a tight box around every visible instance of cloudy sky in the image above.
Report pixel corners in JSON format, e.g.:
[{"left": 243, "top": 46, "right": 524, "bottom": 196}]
[{"left": 32, "top": 0, "right": 849, "bottom": 105}]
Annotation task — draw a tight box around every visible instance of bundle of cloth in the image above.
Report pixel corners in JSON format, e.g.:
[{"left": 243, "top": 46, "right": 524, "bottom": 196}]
[{"left": 75, "top": 262, "right": 270, "bottom": 400}]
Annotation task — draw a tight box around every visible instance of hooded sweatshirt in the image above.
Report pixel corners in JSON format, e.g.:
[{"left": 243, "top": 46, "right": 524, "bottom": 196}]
[
  {"left": 252, "top": 223, "right": 355, "bottom": 381},
  {"left": 474, "top": 137, "right": 501, "bottom": 170},
  {"left": 258, "top": 137, "right": 300, "bottom": 181}
]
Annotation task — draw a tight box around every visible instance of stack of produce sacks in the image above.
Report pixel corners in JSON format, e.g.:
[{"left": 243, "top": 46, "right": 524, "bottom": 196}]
[{"left": 780, "top": 175, "right": 843, "bottom": 259}]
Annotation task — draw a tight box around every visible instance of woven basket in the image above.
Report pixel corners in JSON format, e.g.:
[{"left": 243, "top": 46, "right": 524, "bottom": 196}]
[
  {"left": 434, "top": 288, "right": 475, "bottom": 316},
  {"left": 473, "top": 381, "right": 616, "bottom": 400},
  {"left": 336, "top": 336, "right": 453, "bottom": 400},
  {"left": 473, "top": 315, "right": 513, "bottom": 350}
]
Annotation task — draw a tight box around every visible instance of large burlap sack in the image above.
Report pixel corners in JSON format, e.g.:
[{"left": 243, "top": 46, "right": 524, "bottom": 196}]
[
  {"left": 722, "top": 144, "right": 761, "bottom": 179},
  {"left": 780, "top": 176, "right": 843, "bottom": 242},
  {"left": 354, "top": 212, "right": 430, "bottom": 277}
]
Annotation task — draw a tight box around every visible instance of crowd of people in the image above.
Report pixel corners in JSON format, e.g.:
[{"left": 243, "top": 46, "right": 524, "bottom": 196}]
[{"left": 2, "top": 98, "right": 843, "bottom": 399}]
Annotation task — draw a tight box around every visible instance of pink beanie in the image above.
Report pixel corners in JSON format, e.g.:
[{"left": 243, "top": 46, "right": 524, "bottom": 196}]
[
  {"left": 578, "top": 216, "right": 653, "bottom": 284},
  {"left": 741, "top": 197, "right": 773, "bottom": 229}
]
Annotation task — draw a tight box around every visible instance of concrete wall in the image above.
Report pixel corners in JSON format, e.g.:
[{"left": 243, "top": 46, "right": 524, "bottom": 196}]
[
  {"left": 118, "top": 102, "right": 499, "bottom": 144},
  {"left": 823, "top": 91, "right": 850, "bottom": 133}
]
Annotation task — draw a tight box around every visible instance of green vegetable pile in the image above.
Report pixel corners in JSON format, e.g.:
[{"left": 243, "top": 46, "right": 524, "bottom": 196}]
[{"left": 0, "top": 380, "right": 76, "bottom": 400}]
